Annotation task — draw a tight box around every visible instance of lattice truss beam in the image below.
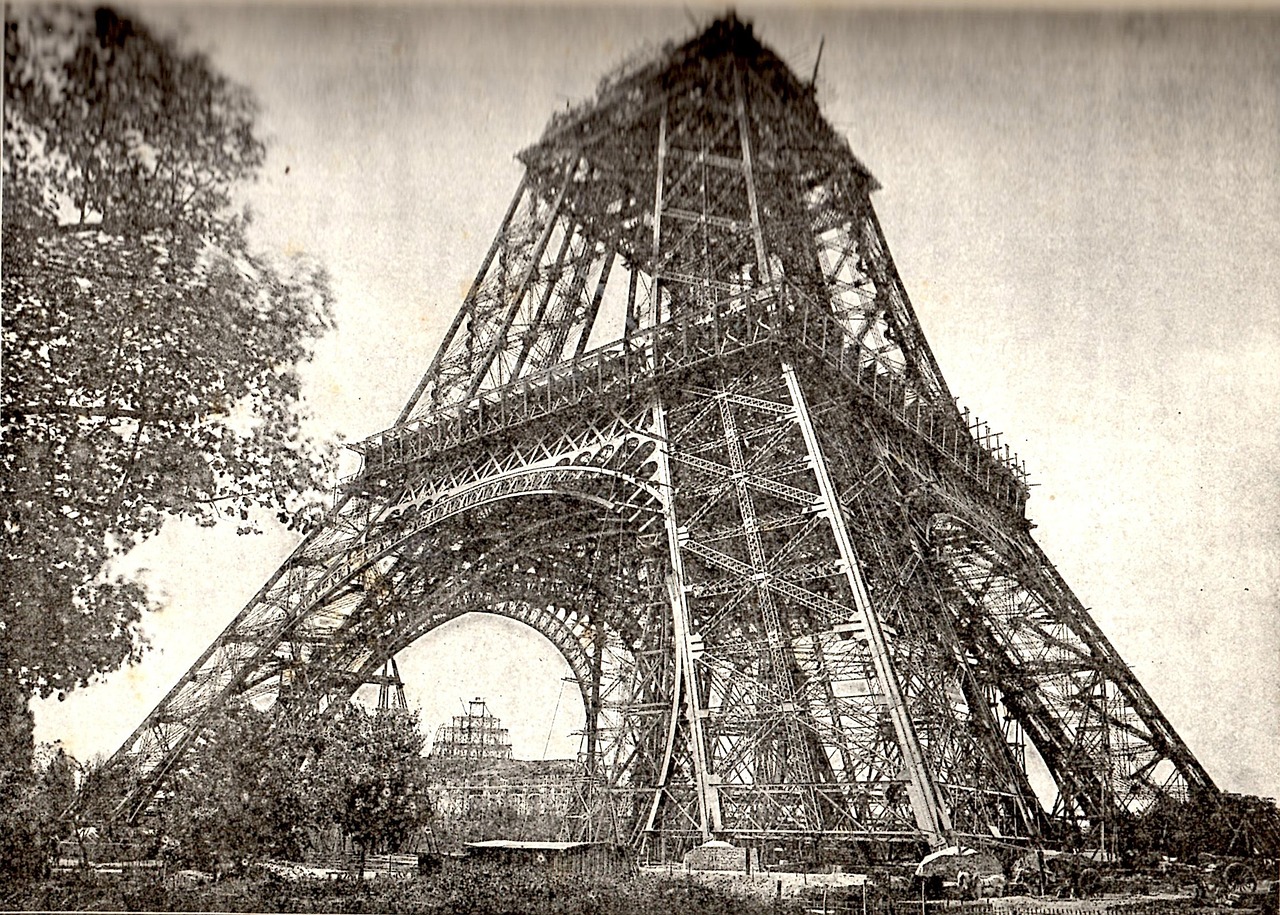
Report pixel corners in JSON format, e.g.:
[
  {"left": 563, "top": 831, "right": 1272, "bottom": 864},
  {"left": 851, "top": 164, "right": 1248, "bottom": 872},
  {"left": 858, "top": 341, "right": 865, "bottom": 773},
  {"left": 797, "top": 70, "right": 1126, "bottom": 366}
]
[
  {"left": 80, "top": 16, "right": 1215, "bottom": 861},
  {"left": 642, "top": 367, "right": 1034, "bottom": 846}
]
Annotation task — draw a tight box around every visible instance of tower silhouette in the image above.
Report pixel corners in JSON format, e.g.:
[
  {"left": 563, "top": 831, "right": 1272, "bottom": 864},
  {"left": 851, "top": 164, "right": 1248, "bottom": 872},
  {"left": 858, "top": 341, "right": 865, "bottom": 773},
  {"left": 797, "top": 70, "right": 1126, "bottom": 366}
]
[{"left": 86, "top": 17, "right": 1213, "bottom": 860}]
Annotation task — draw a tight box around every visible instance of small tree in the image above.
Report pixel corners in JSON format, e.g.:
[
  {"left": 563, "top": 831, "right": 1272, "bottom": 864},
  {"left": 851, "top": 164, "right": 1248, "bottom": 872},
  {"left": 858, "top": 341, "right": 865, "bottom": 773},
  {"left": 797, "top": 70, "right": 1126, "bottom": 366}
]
[
  {"left": 162, "top": 700, "right": 317, "bottom": 873},
  {"left": 0, "top": 742, "right": 77, "bottom": 890},
  {"left": 161, "top": 698, "right": 431, "bottom": 874},
  {"left": 309, "top": 704, "right": 432, "bottom": 872}
]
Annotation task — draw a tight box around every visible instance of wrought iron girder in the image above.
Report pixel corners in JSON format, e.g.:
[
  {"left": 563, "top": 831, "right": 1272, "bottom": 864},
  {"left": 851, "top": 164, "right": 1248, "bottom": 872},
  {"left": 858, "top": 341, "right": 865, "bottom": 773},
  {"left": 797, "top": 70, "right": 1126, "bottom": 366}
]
[
  {"left": 671, "top": 450, "right": 818, "bottom": 509},
  {"left": 360, "top": 299, "right": 1025, "bottom": 520},
  {"left": 357, "top": 293, "right": 781, "bottom": 480},
  {"left": 786, "top": 326, "right": 1027, "bottom": 513},
  {"left": 787, "top": 399, "right": 1042, "bottom": 841},
  {"left": 919, "top": 507, "right": 1211, "bottom": 821},
  {"left": 85, "top": 496, "right": 391, "bottom": 819},
  {"left": 650, "top": 363, "right": 955, "bottom": 843},
  {"left": 682, "top": 538, "right": 847, "bottom": 626}
]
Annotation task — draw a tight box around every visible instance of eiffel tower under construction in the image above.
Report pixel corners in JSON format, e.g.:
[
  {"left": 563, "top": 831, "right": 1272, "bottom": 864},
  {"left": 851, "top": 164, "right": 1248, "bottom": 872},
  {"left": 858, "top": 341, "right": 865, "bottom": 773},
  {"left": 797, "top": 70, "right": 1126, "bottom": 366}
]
[{"left": 82, "top": 16, "right": 1216, "bottom": 863}]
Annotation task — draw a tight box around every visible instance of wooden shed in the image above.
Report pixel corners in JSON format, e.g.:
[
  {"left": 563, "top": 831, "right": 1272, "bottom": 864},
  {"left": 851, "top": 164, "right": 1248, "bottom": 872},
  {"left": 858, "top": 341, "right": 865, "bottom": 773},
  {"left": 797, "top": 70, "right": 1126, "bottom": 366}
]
[{"left": 463, "top": 840, "right": 635, "bottom": 877}]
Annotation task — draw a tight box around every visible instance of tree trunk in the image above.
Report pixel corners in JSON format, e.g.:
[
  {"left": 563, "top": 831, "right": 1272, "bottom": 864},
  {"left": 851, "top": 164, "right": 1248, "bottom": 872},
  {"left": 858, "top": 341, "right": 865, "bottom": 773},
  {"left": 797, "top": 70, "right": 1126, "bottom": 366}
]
[
  {"left": 0, "top": 669, "right": 35, "bottom": 805},
  {"left": 0, "top": 671, "right": 40, "bottom": 891}
]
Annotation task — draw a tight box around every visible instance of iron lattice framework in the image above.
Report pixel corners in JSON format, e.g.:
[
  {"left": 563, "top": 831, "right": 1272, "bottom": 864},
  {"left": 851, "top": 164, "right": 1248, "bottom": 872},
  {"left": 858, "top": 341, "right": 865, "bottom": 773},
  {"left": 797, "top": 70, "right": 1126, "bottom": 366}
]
[{"left": 81, "top": 18, "right": 1214, "bottom": 861}]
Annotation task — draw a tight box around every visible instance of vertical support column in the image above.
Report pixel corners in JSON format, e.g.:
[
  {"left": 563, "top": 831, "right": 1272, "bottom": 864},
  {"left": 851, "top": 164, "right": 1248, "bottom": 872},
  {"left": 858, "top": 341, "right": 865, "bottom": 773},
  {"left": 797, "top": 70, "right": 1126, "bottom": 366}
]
[
  {"left": 623, "top": 262, "right": 641, "bottom": 349},
  {"left": 585, "top": 609, "right": 603, "bottom": 779},
  {"left": 781, "top": 362, "right": 953, "bottom": 848},
  {"left": 733, "top": 64, "right": 773, "bottom": 288},
  {"left": 1099, "top": 678, "right": 1113, "bottom": 858},
  {"left": 647, "top": 102, "right": 669, "bottom": 328},
  {"left": 383, "top": 657, "right": 408, "bottom": 711},
  {"left": 716, "top": 392, "right": 817, "bottom": 807},
  {"left": 647, "top": 395, "right": 721, "bottom": 840},
  {"left": 509, "top": 228, "right": 578, "bottom": 380}
]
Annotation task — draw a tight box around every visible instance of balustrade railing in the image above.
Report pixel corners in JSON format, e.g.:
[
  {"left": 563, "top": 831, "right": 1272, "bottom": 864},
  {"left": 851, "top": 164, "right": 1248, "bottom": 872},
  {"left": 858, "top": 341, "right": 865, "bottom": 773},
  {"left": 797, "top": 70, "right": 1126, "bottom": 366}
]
[
  {"left": 352, "top": 284, "right": 1027, "bottom": 512},
  {"left": 784, "top": 288, "right": 1027, "bottom": 511}
]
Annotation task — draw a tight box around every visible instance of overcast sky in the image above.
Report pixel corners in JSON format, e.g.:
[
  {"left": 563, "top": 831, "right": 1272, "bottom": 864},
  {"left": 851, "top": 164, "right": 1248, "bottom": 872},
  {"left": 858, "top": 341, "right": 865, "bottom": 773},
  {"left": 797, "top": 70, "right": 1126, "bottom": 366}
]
[{"left": 32, "top": 5, "right": 1280, "bottom": 804}]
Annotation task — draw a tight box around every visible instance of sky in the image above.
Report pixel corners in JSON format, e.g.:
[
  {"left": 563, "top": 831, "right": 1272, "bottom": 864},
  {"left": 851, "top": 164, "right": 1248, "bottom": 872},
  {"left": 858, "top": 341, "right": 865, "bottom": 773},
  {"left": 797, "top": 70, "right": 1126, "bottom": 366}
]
[{"left": 30, "top": 5, "right": 1280, "bottom": 803}]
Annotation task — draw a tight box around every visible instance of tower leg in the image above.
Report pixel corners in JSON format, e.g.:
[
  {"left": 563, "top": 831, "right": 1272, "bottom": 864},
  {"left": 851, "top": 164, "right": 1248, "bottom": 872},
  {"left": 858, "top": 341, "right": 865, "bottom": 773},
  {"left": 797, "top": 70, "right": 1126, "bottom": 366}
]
[
  {"left": 647, "top": 395, "right": 721, "bottom": 842},
  {"left": 782, "top": 362, "right": 952, "bottom": 848}
]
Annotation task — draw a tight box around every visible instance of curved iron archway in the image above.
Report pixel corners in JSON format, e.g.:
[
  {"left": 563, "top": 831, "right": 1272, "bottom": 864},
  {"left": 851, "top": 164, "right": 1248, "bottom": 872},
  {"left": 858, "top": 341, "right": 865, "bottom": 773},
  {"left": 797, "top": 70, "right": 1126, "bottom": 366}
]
[{"left": 102, "top": 463, "right": 671, "bottom": 828}]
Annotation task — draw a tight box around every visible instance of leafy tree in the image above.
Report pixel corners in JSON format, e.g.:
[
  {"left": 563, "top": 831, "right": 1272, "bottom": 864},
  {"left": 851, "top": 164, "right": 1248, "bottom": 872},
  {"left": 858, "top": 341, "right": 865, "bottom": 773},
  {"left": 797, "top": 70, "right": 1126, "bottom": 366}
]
[
  {"left": 1111, "top": 789, "right": 1280, "bottom": 862},
  {"left": 32, "top": 744, "right": 77, "bottom": 829},
  {"left": 309, "top": 704, "right": 432, "bottom": 871},
  {"left": 161, "top": 699, "right": 431, "bottom": 873},
  {"left": 0, "top": 742, "right": 79, "bottom": 892},
  {"left": 1, "top": 3, "right": 334, "bottom": 794},
  {"left": 162, "top": 701, "right": 317, "bottom": 873}
]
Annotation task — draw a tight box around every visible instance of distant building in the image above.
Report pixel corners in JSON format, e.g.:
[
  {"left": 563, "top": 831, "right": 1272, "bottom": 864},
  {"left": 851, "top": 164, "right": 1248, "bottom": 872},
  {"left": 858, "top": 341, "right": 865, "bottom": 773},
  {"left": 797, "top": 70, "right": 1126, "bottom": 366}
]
[
  {"left": 430, "top": 698, "right": 513, "bottom": 761},
  {"left": 426, "top": 699, "right": 589, "bottom": 846},
  {"left": 424, "top": 757, "right": 583, "bottom": 822}
]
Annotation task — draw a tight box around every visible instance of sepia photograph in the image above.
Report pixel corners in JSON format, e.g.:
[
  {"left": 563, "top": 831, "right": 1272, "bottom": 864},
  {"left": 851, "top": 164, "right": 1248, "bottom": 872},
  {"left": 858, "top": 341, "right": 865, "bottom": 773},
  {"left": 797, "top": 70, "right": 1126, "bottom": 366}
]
[{"left": 2, "top": 3, "right": 1277, "bottom": 912}]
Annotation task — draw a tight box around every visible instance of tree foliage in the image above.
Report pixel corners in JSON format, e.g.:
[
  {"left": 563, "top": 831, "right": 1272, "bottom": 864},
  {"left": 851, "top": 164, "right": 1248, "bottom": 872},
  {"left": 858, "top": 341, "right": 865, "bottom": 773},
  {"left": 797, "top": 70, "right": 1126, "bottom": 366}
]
[
  {"left": 0, "top": 740, "right": 78, "bottom": 891},
  {"left": 2, "top": 5, "right": 334, "bottom": 711},
  {"left": 1112, "top": 790, "right": 1280, "bottom": 862},
  {"left": 163, "top": 702, "right": 315, "bottom": 871},
  {"left": 163, "top": 700, "right": 431, "bottom": 872},
  {"left": 309, "top": 704, "right": 432, "bottom": 867}
]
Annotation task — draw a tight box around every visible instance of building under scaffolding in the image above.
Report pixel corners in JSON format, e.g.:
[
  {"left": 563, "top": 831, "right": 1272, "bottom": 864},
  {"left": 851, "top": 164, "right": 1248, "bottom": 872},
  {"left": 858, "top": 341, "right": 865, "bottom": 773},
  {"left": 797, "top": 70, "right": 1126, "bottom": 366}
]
[{"left": 431, "top": 698, "right": 514, "bottom": 761}]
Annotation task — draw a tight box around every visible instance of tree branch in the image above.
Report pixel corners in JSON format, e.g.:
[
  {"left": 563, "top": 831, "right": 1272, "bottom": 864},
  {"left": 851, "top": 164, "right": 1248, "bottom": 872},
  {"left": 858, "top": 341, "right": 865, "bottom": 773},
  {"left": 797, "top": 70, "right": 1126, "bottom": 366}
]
[{"left": 3, "top": 403, "right": 221, "bottom": 423}]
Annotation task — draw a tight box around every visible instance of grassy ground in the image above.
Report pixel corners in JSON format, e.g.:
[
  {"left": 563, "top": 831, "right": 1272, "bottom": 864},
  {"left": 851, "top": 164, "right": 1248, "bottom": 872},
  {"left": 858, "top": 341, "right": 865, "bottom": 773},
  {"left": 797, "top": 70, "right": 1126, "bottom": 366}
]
[
  {"left": 10, "top": 862, "right": 1276, "bottom": 914},
  {"left": 8, "top": 862, "right": 808, "bottom": 914}
]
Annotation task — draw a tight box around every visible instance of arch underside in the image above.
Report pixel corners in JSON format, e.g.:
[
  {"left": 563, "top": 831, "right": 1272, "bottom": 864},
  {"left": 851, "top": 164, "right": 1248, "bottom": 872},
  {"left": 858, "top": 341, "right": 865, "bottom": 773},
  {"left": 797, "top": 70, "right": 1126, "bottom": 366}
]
[{"left": 266, "top": 490, "right": 672, "bottom": 834}]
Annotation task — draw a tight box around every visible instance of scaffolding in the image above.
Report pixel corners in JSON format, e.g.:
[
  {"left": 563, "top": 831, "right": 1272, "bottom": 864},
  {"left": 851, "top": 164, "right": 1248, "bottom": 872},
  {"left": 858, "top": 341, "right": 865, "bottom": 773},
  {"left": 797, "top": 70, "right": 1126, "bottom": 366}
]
[
  {"left": 431, "top": 698, "right": 514, "bottom": 761},
  {"left": 371, "top": 657, "right": 409, "bottom": 712}
]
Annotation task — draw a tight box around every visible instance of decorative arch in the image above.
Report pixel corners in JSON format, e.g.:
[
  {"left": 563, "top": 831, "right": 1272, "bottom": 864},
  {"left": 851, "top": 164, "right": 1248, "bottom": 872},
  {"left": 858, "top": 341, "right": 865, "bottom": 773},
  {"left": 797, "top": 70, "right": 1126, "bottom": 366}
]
[
  {"left": 102, "top": 466, "right": 668, "bottom": 825},
  {"left": 302, "top": 462, "right": 664, "bottom": 613}
]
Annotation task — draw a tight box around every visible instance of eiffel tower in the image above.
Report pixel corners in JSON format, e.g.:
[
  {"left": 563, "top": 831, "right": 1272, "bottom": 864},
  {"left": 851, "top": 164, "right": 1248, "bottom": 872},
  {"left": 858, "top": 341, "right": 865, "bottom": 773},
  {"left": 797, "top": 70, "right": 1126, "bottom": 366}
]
[{"left": 83, "top": 16, "right": 1214, "bottom": 860}]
